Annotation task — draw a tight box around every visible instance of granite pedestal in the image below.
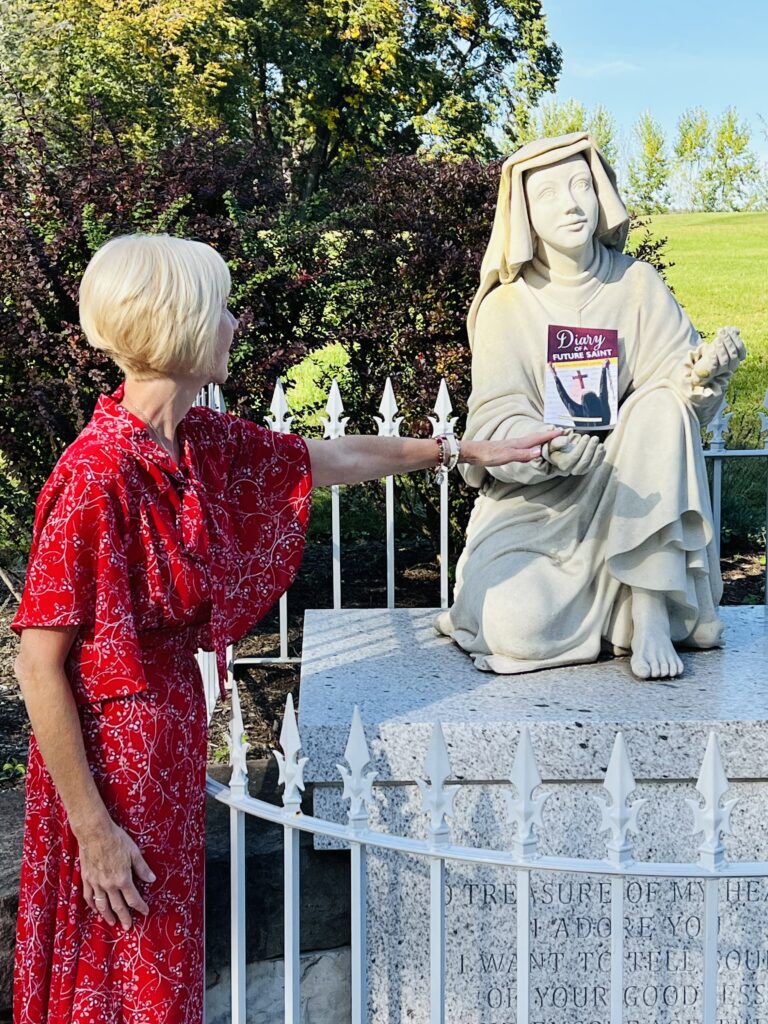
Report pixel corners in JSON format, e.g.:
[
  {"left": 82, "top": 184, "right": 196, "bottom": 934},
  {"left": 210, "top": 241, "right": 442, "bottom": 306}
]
[{"left": 299, "top": 606, "right": 768, "bottom": 1024}]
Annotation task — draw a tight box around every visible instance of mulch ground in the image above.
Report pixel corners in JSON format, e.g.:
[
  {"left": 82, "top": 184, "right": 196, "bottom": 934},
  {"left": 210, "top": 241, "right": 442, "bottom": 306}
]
[{"left": 1, "top": 542, "right": 765, "bottom": 790}]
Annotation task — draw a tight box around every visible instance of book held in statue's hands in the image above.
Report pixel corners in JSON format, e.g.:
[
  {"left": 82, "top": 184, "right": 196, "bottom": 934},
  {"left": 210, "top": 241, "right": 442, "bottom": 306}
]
[{"left": 544, "top": 324, "right": 619, "bottom": 431}]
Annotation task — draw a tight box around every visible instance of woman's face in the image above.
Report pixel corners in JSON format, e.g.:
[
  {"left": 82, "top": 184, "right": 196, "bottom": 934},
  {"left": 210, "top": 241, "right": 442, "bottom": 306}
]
[
  {"left": 211, "top": 305, "right": 238, "bottom": 384},
  {"left": 524, "top": 155, "right": 599, "bottom": 256}
]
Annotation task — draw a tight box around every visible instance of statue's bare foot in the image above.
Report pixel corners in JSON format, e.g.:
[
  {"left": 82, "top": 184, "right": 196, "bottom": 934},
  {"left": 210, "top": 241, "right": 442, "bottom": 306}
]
[{"left": 630, "top": 588, "right": 684, "bottom": 679}]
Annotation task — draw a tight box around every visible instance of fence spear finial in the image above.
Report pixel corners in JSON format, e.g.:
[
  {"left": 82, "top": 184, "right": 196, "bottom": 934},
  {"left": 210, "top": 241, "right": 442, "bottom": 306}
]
[
  {"left": 505, "top": 727, "right": 548, "bottom": 858},
  {"left": 337, "top": 705, "right": 377, "bottom": 825},
  {"left": 708, "top": 397, "right": 732, "bottom": 452},
  {"left": 416, "top": 722, "right": 459, "bottom": 840},
  {"left": 266, "top": 378, "right": 293, "bottom": 433},
  {"left": 274, "top": 693, "right": 307, "bottom": 812},
  {"left": 599, "top": 732, "right": 645, "bottom": 866},
  {"left": 374, "top": 377, "right": 403, "bottom": 437},
  {"left": 227, "top": 677, "right": 250, "bottom": 795},
  {"left": 687, "top": 731, "right": 737, "bottom": 870},
  {"left": 428, "top": 379, "right": 458, "bottom": 438},
  {"left": 322, "top": 378, "right": 349, "bottom": 439}
]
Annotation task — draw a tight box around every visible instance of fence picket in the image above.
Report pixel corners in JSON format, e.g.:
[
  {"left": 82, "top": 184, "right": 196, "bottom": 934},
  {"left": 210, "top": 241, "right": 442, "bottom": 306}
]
[
  {"left": 323, "top": 379, "right": 349, "bottom": 609},
  {"left": 429, "top": 380, "right": 458, "bottom": 610},
  {"left": 506, "top": 728, "right": 547, "bottom": 1024},
  {"left": 599, "top": 733, "right": 644, "bottom": 1024},
  {"left": 689, "top": 733, "right": 737, "bottom": 1024},
  {"left": 417, "top": 723, "right": 458, "bottom": 1024},
  {"left": 338, "top": 706, "right": 376, "bottom": 1024},
  {"left": 375, "top": 378, "right": 403, "bottom": 608},
  {"left": 265, "top": 381, "right": 294, "bottom": 657},
  {"left": 227, "top": 677, "right": 249, "bottom": 1024},
  {"left": 274, "top": 694, "right": 307, "bottom": 1023}
]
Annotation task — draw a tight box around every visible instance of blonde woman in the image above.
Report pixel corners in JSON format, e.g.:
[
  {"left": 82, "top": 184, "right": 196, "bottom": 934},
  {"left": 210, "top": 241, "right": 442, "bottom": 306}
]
[{"left": 11, "top": 233, "right": 559, "bottom": 1023}]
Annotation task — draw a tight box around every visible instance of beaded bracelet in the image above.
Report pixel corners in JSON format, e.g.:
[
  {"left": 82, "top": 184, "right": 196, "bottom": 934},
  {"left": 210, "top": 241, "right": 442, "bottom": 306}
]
[{"left": 435, "top": 433, "right": 461, "bottom": 482}]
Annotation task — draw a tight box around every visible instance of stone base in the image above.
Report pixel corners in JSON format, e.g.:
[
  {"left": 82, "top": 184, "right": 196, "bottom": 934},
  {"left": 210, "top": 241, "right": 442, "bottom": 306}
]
[
  {"left": 205, "top": 947, "right": 350, "bottom": 1024},
  {"left": 299, "top": 606, "right": 768, "bottom": 1024},
  {"left": 205, "top": 761, "right": 350, "bottom": 966}
]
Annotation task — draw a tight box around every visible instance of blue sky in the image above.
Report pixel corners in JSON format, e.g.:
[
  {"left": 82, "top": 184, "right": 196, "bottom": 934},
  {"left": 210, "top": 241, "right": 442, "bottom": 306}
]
[{"left": 538, "top": 0, "right": 768, "bottom": 163}]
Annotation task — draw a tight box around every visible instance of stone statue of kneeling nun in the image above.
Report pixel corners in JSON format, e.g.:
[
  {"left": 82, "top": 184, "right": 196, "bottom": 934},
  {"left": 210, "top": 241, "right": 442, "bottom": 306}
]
[{"left": 435, "top": 132, "right": 746, "bottom": 680}]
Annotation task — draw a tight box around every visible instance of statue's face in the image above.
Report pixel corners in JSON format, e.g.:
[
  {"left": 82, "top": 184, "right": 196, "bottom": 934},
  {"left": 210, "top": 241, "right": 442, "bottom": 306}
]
[{"left": 524, "top": 155, "right": 599, "bottom": 255}]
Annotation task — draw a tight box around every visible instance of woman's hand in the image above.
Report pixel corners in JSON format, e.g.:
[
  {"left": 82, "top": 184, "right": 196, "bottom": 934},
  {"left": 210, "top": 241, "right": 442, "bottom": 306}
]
[
  {"left": 460, "top": 428, "right": 563, "bottom": 467},
  {"left": 79, "top": 818, "right": 154, "bottom": 930}
]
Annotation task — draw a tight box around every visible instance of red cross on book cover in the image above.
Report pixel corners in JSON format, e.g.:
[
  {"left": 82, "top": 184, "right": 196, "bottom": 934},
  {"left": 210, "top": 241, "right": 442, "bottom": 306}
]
[{"left": 544, "top": 324, "right": 619, "bottom": 430}]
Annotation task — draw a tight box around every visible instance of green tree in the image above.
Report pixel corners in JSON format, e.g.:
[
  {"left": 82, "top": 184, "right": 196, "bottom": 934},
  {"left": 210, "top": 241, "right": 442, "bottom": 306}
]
[
  {"left": 0, "top": 0, "right": 245, "bottom": 152},
  {"left": 673, "top": 107, "right": 710, "bottom": 209},
  {"left": 626, "top": 112, "right": 670, "bottom": 214},
  {"left": 517, "top": 99, "right": 617, "bottom": 164},
  {"left": 586, "top": 104, "right": 618, "bottom": 166},
  {"left": 675, "top": 107, "right": 710, "bottom": 163},
  {"left": 696, "top": 108, "right": 760, "bottom": 211},
  {"left": 0, "top": 0, "right": 562, "bottom": 196}
]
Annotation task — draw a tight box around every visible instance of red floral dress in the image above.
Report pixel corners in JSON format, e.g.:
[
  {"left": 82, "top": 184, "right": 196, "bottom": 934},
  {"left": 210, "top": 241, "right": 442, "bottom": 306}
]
[{"left": 11, "top": 383, "right": 312, "bottom": 1024}]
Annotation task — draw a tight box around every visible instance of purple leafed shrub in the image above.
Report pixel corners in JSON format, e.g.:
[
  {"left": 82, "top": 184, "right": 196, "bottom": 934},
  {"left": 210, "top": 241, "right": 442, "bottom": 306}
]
[{"left": 0, "top": 126, "right": 330, "bottom": 549}]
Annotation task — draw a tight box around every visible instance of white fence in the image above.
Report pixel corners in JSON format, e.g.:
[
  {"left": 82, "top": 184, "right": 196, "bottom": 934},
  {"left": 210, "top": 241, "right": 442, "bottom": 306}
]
[
  {"left": 198, "top": 376, "right": 768, "bottom": 1024},
  {"left": 207, "top": 694, "right": 768, "bottom": 1024}
]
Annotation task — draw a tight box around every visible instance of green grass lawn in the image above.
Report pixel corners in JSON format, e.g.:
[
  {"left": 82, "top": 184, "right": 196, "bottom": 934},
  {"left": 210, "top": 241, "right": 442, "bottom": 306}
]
[{"left": 631, "top": 212, "right": 768, "bottom": 447}]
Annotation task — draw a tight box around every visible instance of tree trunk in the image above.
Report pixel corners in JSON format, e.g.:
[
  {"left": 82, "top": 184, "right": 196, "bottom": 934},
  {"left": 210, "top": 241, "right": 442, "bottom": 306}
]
[{"left": 301, "top": 124, "right": 331, "bottom": 201}]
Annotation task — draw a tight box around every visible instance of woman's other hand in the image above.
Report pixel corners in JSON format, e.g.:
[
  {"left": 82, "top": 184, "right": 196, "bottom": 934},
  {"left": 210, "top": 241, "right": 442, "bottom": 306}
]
[
  {"left": 460, "top": 428, "right": 563, "bottom": 467},
  {"left": 79, "top": 819, "right": 154, "bottom": 931}
]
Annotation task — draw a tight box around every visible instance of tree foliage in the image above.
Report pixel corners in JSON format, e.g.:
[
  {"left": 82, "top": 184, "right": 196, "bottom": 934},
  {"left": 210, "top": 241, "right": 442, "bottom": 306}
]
[
  {"left": 0, "top": 0, "right": 244, "bottom": 151},
  {"left": 697, "top": 109, "right": 761, "bottom": 211},
  {"left": 0, "top": 0, "right": 562, "bottom": 196},
  {"left": 673, "top": 107, "right": 763, "bottom": 211},
  {"left": 518, "top": 99, "right": 617, "bottom": 165},
  {"left": 626, "top": 112, "right": 670, "bottom": 214}
]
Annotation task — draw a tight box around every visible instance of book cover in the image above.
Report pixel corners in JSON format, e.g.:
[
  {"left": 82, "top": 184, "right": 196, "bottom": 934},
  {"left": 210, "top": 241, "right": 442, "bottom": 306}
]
[{"left": 544, "top": 324, "right": 619, "bottom": 431}]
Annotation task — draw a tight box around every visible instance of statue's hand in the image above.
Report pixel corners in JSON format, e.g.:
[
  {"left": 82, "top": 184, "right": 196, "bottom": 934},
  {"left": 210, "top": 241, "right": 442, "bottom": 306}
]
[
  {"left": 543, "top": 431, "right": 605, "bottom": 476},
  {"left": 690, "top": 326, "right": 746, "bottom": 383}
]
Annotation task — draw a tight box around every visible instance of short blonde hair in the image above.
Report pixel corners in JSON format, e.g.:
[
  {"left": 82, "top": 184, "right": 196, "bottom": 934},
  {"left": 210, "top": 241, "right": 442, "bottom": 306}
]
[{"left": 79, "top": 233, "right": 231, "bottom": 379}]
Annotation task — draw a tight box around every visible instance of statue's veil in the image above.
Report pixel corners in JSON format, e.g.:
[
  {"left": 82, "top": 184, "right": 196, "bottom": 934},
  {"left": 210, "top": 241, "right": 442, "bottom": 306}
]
[{"left": 467, "top": 132, "right": 630, "bottom": 347}]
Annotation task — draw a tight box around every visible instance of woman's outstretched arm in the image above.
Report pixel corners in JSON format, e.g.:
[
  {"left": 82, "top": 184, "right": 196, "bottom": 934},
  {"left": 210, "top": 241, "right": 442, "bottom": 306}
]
[{"left": 305, "top": 429, "right": 561, "bottom": 488}]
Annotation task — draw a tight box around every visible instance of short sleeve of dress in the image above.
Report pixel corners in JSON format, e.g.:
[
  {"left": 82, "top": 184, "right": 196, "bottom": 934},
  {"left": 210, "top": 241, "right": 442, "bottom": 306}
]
[
  {"left": 222, "top": 417, "right": 312, "bottom": 644},
  {"left": 12, "top": 470, "right": 149, "bottom": 704},
  {"left": 12, "top": 474, "right": 117, "bottom": 633}
]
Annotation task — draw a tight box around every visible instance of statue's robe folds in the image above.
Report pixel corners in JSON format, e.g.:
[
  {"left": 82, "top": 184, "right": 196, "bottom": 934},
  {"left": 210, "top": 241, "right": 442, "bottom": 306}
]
[{"left": 436, "top": 245, "right": 726, "bottom": 673}]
